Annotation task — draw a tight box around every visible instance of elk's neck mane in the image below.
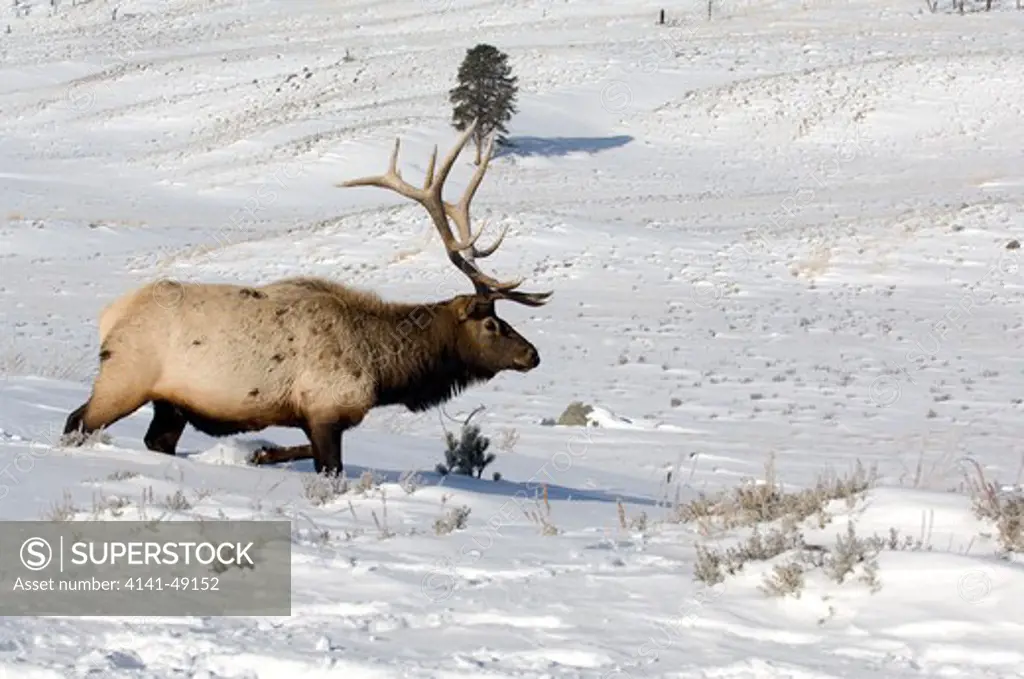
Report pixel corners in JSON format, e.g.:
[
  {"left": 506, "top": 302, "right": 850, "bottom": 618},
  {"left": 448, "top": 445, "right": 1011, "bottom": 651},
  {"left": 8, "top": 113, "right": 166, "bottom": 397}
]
[
  {"left": 365, "top": 300, "right": 494, "bottom": 412},
  {"left": 268, "top": 277, "right": 494, "bottom": 412}
]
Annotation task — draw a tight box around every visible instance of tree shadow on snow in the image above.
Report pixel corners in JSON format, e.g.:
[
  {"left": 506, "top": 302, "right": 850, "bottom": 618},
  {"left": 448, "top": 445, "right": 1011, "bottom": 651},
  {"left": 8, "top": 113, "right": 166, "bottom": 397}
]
[{"left": 496, "top": 135, "right": 633, "bottom": 159}]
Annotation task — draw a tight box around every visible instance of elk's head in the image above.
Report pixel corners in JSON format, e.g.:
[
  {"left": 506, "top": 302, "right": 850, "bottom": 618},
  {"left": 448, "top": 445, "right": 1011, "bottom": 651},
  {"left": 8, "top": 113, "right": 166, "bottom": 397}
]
[
  {"left": 339, "top": 120, "right": 552, "bottom": 379},
  {"left": 450, "top": 295, "right": 540, "bottom": 375}
]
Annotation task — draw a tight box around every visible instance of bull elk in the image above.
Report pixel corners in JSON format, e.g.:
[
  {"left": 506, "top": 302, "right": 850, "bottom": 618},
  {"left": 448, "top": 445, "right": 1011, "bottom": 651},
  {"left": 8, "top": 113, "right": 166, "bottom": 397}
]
[{"left": 62, "top": 121, "right": 552, "bottom": 475}]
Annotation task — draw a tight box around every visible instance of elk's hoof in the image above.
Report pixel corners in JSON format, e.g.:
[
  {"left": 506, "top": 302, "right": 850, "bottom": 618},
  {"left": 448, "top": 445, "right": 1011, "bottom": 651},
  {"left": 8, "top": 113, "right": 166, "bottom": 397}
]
[{"left": 249, "top": 447, "right": 274, "bottom": 465}]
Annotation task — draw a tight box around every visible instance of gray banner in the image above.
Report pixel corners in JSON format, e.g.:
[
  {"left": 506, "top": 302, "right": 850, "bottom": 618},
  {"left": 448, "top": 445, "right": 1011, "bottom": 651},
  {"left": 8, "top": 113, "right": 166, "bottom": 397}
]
[{"left": 0, "top": 520, "right": 291, "bottom": 615}]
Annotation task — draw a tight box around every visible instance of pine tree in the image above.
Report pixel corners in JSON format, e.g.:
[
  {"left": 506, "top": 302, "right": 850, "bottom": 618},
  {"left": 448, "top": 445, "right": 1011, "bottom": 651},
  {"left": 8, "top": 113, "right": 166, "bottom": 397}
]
[
  {"left": 435, "top": 406, "right": 497, "bottom": 479},
  {"left": 449, "top": 44, "right": 519, "bottom": 165}
]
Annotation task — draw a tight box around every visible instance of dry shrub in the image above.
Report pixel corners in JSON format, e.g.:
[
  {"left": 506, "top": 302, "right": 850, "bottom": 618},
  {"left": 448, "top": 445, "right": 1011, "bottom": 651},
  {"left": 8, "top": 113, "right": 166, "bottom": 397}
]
[
  {"left": 399, "top": 470, "right": 423, "bottom": 495},
  {"left": 964, "top": 459, "right": 1023, "bottom": 555},
  {"left": 524, "top": 484, "right": 559, "bottom": 536},
  {"left": 685, "top": 456, "right": 927, "bottom": 597},
  {"left": 41, "top": 490, "right": 78, "bottom": 522},
  {"left": 761, "top": 561, "right": 805, "bottom": 598},
  {"left": 434, "top": 504, "right": 472, "bottom": 535},
  {"left": 674, "top": 454, "right": 876, "bottom": 532},
  {"left": 371, "top": 491, "right": 395, "bottom": 539},
  {"left": 617, "top": 499, "right": 649, "bottom": 533},
  {"left": 696, "top": 520, "right": 921, "bottom": 595},
  {"left": 91, "top": 493, "right": 131, "bottom": 519},
  {"left": 302, "top": 472, "right": 350, "bottom": 507},
  {"left": 355, "top": 470, "right": 385, "bottom": 494},
  {"left": 162, "top": 489, "right": 192, "bottom": 512},
  {"left": 695, "top": 524, "right": 805, "bottom": 585}
]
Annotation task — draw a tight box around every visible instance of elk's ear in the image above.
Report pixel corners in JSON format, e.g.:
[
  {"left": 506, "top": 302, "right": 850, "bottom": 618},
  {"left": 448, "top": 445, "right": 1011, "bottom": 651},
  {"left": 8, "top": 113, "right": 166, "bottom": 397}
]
[{"left": 454, "top": 295, "right": 493, "bottom": 321}]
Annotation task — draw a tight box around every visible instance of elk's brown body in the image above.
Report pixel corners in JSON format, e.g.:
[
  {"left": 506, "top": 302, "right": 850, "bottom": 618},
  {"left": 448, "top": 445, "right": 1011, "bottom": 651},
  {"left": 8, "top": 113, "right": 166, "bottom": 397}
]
[{"left": 63, "top": 123, "right": 552, "bottom": 474}]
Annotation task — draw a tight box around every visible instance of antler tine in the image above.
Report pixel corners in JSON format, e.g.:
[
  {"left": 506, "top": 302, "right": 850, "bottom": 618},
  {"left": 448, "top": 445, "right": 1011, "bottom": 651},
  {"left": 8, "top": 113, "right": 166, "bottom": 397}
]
[
  {"left": 427, "top": 120, "right": 478, "bottom": 200},
  {"left": 454, "top": 219, "right": 490, "bottom": 251},
  {"left": 438, "top": 131, "right": 522, "bottom": 289},
  {"left": 445, "top": 132, "right": 497, "bottom": 254},
  {"left": 467, "top": 221, "right": 509, "bottom": 258},
  {"left": 494, "top": 289, "right": 553, "bottom": 307},
  {"left": 422, "top": 144, "right": 437, "bottom": 190},
  {"left": 336, "top": 136, "right": 421, "bottom": 198},
  {"left": 338, "top": 128, "right": 478, "bottom": 246},
  {"left": 389, "top": 137, "right": 402, "bottom": 177},
  {"left": 338, "top": 122, "right": 552, "bottom": 307},
  {"left": 478, "top": 274, "right": 524, "bottom": 292},
  {"left": 459, "top": 133, "right": 494, "bottom": 212}
]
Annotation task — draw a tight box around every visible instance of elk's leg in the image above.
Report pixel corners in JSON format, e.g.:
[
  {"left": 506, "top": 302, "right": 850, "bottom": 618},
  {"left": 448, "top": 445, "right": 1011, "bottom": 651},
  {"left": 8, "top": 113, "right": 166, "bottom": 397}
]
[
  {"left": 143, "top": 400, "right": 187, "bottom": 455},
  {"left": 308, "top": 421, "right": 344, "bottom": 476},
  {"left": 249, "top": 420, "right": 320, "bottom": 467},
  {"left": 250, "top": 443, "right": 314, "bottom": 466},
  {"left": 64, "top": 401, "right": 90, "bottom": 437},
  {"left": 250, "top": 414, "right": 360, "bottom": 473},
  {"left": 62, "top": 371, "right": 150, "bottom": 444},
  {"left": 249, "top": 429, "right": 338, "bottom": 473}
]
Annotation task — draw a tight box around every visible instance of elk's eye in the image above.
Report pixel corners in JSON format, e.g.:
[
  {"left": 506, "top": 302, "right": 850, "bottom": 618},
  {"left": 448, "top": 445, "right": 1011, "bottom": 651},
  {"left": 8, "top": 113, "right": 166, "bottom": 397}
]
[{"left": 483, "top": 318, "right": 499, "bottom": 334}]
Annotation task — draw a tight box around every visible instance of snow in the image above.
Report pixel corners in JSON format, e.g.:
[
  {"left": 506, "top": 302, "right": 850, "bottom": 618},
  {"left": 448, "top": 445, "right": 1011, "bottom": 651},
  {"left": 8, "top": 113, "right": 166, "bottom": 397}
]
[{"left": 2, "top": 0, "right": 1024, "bottom": 676}]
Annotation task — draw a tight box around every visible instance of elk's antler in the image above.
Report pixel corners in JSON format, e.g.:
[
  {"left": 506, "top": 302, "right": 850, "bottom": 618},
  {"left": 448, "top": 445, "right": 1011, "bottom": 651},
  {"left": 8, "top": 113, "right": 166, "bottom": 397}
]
[{"left": 337, "top": 120, "right": 552, "bottom": 307}]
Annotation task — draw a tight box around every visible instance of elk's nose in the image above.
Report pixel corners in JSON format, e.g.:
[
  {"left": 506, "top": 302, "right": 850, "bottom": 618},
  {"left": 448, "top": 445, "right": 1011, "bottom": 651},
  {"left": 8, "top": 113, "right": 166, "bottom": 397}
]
[{"left": 525, "top": 347, "right": 540, "bottom": 368}]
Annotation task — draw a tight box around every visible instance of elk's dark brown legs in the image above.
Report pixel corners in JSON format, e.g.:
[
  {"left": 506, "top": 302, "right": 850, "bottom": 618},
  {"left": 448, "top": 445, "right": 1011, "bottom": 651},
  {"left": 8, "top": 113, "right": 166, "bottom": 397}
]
[
  {"left": 249, "top": 420, "right": 346, "bottom": 476},
  {"left": 250, "top": 443, "right": 314, "bottom": 465},
  {"left": 143, "top": 400, "right": 187, "bottom": 455},
  {"left": 63, "top": 401, "right": 89, "bottom": 437},
  {"left": 308, "top": 421, "right": 343, "bottom": 476}
]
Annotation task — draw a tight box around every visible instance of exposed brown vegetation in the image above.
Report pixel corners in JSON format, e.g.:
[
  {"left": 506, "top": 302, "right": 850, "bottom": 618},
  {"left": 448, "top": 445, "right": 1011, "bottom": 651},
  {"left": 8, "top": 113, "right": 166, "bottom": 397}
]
[
  {"left": 683, "top": 457, "right": 935, "bottom": 598},
  {"left": 964, "top": 458, "right": 1023, "bottom": 554},
  {"left": 672, "top": 455, "right": 877, "bottom": 533}
]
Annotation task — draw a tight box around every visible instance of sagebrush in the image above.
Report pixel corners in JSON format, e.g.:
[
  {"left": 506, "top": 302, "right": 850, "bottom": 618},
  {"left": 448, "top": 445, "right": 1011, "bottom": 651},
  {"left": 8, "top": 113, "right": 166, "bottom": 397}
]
[
  {"left": 673, "top": 454, "right": 877, "bottom": 532},
  {"left": 964, "top": 459, "right": 1023, "bottom": 555}
]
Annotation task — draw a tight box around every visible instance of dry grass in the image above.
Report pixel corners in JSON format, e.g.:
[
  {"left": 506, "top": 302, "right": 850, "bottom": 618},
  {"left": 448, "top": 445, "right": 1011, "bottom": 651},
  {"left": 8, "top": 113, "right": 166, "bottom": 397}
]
[
  {"left": 698, "top": 520, "right": 929, "bottom": 595},
  {"left": 761, "top": 561, "right": 805, "bottom": 597},
  {"left": 434, "top": 499, "right": 472, "bottom": 536},
  {"left": 673, "top": 454, "right": 877, "bottom": 533},
  {"left": 398, "top": 470, "right": 423, "bottom": 495},
  {"left": 497, "top": 427, "right": 520, "bottom": 453},
  {"left": 41, "top": 490, "right": 78, "bottom": 521},
  {"left": 161, "top": 489, "right": 193, "bottom": 512},
  {"left": 302, "top": 472, "right": 350, "bottom": 507},
  {"left": 681, "top": 455, "right": 931, "bottom": 597},
  {"left": 616, "top": 499, "right": 649, "bottom": 533},
  {"left": 695, "top": 524, "right": 804, "bottom": 586},
  {"left": 523, "top": 484, "right": 559, "bottom": 536},
  {"left": 370, "top": 490, "right": 395, "bottom": 539},
  {"left": 1, "top": 349, "right": 96, "bottom": 382},
  {"left": 354, "top": 470, "right": 385, "bottom": 494},
  {"left": 301, "top": 469, "right": 387, "bottom": 507},
  {"left": 0, "top": 352, "right": 27, "bottom": 376},
  {"left": 106, "top": 469, "right": 140, "bottom": 482},
  {"left": 963, "top": 458, "right": 1023, "bottom": 555},
  {"left": 90, "top": 493, "right": 131, "bottom": 519}
]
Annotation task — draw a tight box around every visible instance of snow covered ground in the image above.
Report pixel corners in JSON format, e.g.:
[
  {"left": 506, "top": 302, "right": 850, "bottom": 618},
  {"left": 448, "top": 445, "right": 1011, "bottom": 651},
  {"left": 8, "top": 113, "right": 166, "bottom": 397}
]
[{"left": 2, "top": 0, "right": 1024, "bottom": 676}]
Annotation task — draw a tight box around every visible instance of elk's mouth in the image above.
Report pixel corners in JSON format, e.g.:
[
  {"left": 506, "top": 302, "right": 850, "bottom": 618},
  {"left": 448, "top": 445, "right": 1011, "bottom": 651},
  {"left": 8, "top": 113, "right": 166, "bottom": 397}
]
[{"left": 512, "top": 352, "right": 540, "bottom": 371}]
